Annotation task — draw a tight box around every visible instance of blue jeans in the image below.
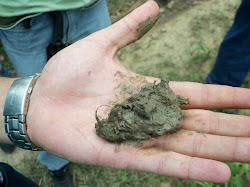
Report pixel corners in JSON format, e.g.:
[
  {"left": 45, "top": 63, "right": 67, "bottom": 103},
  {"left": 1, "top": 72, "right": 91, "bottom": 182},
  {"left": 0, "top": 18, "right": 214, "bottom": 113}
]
[
  {"left": 0, "top": 162, "right": 38, "bottom": 186},
  {"left": 0, "top": 0, "right": 110, "bottom": 171},
  {"left": 206, "top": 0, "right": 250, "bottom": 87},
  {"left": 0, "top": 0, "right": 110, "bottom": 77}
]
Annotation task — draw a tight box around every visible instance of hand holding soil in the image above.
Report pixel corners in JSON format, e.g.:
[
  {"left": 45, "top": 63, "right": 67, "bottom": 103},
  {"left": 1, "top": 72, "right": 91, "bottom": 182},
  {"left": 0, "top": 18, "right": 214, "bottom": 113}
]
[{"left": 25, "top": 0, "right": 250, "bottom": 184}]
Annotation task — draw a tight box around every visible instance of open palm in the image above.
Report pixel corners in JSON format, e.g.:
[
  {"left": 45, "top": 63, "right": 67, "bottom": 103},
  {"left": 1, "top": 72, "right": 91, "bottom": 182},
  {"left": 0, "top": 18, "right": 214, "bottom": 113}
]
[{"left": 26, "top": 0, "right": 250, "bottom": 183}]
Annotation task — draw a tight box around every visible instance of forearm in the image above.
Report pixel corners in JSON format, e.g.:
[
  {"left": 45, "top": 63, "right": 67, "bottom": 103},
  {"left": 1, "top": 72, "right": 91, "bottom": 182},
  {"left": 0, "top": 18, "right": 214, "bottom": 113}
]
[{"left": 0, "top": 77, "right": 17, "bottom": 144}]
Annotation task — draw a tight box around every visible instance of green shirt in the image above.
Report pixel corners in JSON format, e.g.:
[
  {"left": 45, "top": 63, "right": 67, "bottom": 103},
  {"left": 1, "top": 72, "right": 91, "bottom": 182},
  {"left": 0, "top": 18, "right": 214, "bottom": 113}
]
[{"left": 0, "top": 0, "right": 99, "bottom": 29}]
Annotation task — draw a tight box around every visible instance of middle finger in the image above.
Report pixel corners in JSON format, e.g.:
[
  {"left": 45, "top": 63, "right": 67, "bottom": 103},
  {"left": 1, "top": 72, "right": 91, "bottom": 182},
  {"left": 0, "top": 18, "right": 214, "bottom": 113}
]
[{"left": 143, "top": 129, "right": 250, "bottom": 163}]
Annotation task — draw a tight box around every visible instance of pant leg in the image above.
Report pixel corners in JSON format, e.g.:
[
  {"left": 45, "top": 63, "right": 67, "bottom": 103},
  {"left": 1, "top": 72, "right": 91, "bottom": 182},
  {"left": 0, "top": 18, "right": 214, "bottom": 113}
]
[
  {"left": 37, "top": 152, "right": 69, "bottom": 171},
  {"left": 0, "top": 162, "right": 38, "bottom": 187},
  {"left": 0, "top": 13, "right": 53, "bottom": 77},
  {"left": 206, "top": 0, "right": 250, "bottom": 87},
  {"left": 62, "top": 0, "right": 111, "bottom": 44},
  {"left": 0, "top": 0, "right": 110, "bottom": 77}
]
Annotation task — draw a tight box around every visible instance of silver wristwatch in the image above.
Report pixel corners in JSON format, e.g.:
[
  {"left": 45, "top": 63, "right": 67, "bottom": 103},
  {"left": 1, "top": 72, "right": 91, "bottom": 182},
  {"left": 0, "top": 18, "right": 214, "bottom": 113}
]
[{"left": 3, "top": 73, "right": 43, "bottom": 151}]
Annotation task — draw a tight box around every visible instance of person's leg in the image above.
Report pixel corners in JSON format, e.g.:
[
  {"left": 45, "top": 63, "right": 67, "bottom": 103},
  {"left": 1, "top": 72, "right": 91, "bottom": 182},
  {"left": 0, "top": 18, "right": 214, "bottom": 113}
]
[
  {"left": 0, "top": 13, "right": 53, "bottom": 77},
  {"left": 206, "top": 0, "right": 250, "bottom": 87},
  {"left": 0, "top": 162, "right": 38, "bottom": 187},
  {"left": 0, "top": 14, "right": 71, "bottom": 185},
  {"left": 62, "top": 0, "right": 111, "bottom": 45},
  {"left": 38, "top": 152, "right": 72, "bottom": 186},
  {"left": 38, "top": 152, "right": 69, "bottom": 171}
]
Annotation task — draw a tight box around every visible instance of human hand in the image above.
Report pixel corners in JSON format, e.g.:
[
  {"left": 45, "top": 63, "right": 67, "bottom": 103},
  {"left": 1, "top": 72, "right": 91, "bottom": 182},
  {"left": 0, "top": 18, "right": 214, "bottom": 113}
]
[{"left": 26, "top": 0, "right": 250, "bottom": 183}]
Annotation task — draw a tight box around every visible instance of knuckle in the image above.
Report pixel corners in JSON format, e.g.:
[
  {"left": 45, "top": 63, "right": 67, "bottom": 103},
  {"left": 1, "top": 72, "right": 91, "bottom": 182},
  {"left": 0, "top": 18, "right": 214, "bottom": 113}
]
[
  {"left": 156, "top": 154, "right": 169, "bottom": 174},
  {"left": 192, "top": 134, "right": 203, "bottom": 156}
]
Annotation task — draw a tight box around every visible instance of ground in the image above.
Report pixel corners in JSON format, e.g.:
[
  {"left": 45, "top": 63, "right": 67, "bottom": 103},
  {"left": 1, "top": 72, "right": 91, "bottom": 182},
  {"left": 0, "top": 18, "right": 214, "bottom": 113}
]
[
  {"left": 1, "top": 0, "right": 249, "bottom": 186},
  {"left": 120, "top": 0, "right": 239, "bottom": 83}
]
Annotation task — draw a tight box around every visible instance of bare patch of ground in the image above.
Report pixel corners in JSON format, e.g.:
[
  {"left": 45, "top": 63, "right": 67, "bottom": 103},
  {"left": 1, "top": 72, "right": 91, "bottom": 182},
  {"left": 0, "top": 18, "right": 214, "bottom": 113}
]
[{"left": 119, "top": 0, "right": 240, "bottom": 80}]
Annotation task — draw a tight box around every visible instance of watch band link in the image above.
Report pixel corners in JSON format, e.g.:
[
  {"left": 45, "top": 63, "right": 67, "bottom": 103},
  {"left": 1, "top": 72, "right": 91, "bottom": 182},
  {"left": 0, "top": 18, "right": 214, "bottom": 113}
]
[{"left": 5, "top": 115, "right": 41, "bottom": 151}]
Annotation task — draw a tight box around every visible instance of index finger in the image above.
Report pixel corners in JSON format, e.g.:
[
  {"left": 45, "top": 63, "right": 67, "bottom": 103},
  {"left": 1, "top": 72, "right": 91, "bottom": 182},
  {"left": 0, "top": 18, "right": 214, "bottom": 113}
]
[{"left": 169, "top": 81, "right": 250, "bottom": 109}]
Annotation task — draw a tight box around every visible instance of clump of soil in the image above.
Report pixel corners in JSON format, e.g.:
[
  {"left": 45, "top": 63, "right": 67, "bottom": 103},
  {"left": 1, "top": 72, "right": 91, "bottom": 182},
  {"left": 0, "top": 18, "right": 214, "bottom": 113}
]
[{"left": 95, "top": 78, "right": 189, "bottom": 146}]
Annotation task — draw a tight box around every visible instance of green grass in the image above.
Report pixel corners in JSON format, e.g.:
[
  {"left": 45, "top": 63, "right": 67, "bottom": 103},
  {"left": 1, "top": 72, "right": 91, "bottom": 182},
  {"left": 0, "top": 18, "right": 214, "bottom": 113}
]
[
  {"left": 16, "top": 158, "right": 248, "bottom": 187},
  {"left": 72, "top": 164, "right": 166, "bottom": 187},
  {"left": 225, "top": 163, "right": 250, "bottom": 187},
  {"left": 0, "top": 42, "right": 13, "bottom": 71}
]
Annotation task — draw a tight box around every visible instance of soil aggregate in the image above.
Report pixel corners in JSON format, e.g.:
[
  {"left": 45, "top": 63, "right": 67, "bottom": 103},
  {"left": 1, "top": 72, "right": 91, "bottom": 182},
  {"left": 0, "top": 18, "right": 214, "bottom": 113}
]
[{"left": 95, "top": 77, "right": 189, "bottom": 146}]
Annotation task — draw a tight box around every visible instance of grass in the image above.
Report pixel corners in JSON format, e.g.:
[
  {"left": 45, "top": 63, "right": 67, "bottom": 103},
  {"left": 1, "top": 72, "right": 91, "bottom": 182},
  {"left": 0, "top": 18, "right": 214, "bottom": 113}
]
[
  {"left": 17, "top": 158, "right": 248, "bottom": 187},
  {"left": 0, "top": 42, "right": 13, "bottom": 71},
  {"left": 225, "top": 163, "right": 250, "bottom": 187},
  {"left": 1, "top": 0, "right": 250, "bottom": 186}
]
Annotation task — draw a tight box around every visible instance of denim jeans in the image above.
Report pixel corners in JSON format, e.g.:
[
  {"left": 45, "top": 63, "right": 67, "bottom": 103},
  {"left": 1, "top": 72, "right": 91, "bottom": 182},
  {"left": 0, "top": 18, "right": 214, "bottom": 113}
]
[
  {"left": 0, "top": 162, "right": 38, "bottom": 186},
  {"left": 0, "top": 0, "right": 110, "bottom": 171},
  {"left": 0, "top": 0, "right": 110, "bottom": 77},
  {"left": 206, "top": 0, "right": 250, "bottom": 87}
]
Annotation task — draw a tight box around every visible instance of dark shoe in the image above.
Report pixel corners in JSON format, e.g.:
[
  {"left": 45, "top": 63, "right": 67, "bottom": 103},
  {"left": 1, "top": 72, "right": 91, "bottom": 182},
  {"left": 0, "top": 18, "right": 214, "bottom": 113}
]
[
  {"left": 0, "top": 144, "right": 15, "bottom": 154},
  {"left": 49, "top": 166, "right": 73, "bottom": 187}
]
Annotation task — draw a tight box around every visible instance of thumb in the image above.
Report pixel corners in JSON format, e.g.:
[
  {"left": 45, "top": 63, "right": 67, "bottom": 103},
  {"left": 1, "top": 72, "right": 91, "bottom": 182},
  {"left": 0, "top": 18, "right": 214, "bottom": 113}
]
[{"left": 89, "top": 0, "right": 159, "bottom": 54}]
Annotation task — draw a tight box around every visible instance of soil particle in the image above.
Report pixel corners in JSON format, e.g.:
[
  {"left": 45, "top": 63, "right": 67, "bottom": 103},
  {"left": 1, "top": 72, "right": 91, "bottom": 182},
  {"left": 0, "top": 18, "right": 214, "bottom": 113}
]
[
  {"left": 95, "top": 77, "right": 190, "bottom": 146},
  {"left": 188, "top": 132, "right": 194, "bottom": 136},
  {"left": 167, "top": 0, "right": 176, "bottom": 9},
  {"left": 196, "top": 131, "right": 206, "bottom": 137},
  {"left": 141, "top": 147, "right": 168, "bottom": 156},
  {"left": 113, "top": 72, "right": 148, "bottom": 100},
  {"left": 137, "top": 16, "right": 159, "bottom": 38}
]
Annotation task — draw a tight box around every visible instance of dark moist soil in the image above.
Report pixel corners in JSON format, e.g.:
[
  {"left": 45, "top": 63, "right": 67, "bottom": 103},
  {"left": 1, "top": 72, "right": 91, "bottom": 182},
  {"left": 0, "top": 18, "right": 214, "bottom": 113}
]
[
  {"left": 95, "top": 78, "right": 189, "bottom": 146},
  {"left": 137, "top": 16, "right": 159, "bottom": 38}
]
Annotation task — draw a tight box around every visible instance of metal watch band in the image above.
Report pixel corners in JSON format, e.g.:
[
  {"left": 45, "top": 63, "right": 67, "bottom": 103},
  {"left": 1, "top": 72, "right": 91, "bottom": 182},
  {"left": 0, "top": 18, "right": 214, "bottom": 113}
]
[{"left": 3, "top": 73, "right": 43, "bottom": 151}]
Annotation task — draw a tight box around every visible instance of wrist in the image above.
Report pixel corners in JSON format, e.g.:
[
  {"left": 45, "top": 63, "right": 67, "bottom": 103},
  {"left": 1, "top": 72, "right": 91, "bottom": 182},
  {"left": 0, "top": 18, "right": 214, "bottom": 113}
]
[{"left": 0, "top": 78, "right": 18, "bottom": 144}]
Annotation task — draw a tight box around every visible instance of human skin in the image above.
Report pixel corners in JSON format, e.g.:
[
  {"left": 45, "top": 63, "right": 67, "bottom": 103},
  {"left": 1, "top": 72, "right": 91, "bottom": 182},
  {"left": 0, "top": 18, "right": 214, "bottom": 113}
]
[{"left": 1, "top": 0, "right": 250, "bottom": 183}]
